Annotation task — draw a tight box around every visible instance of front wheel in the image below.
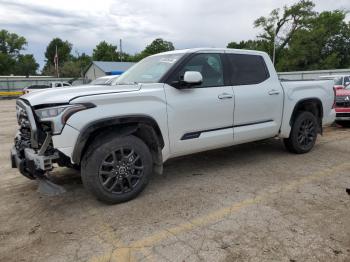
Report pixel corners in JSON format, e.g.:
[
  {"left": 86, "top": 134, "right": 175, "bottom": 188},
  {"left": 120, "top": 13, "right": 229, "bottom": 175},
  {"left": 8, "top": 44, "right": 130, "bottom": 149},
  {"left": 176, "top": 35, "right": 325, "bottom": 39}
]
[
  {"left": 284, "top": 111, "right": 318, "bottom": 154},
  {"left": 81, "top": 135, "right": 152, "bottom": 204}
]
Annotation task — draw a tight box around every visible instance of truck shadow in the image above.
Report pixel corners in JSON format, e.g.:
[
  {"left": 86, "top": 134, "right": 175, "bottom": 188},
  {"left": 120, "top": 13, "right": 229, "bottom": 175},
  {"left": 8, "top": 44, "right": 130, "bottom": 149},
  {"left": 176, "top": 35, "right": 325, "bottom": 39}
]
[{"left": 47, "top": 138, "right": 286, "bottom": 192}]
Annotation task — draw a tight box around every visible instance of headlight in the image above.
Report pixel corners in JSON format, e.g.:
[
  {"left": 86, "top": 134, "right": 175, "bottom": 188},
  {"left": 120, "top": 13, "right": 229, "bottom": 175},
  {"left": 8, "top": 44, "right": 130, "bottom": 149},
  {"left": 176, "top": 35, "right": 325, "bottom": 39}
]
[{"left": 35, "top": 103, "right": 94, "bottom": 134}]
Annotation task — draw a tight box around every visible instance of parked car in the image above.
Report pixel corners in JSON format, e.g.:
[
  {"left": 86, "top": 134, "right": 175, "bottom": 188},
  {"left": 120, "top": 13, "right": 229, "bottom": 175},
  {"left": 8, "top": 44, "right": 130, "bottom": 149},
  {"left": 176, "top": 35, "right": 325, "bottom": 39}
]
[
  {"left": 23, "top": 81, "right": 72, "bottom": 94},
  {"left": 320, "top": 75, "right": 350, "bottom": 90},
  {"left": 335, "top": 83, "right": 350, "bottom": 127},
  {"left": 89, "top": 75, "right": 120, "bottom": 85},
  {"left": 11, "top": 48, "right": 335, "bottom": 204}
]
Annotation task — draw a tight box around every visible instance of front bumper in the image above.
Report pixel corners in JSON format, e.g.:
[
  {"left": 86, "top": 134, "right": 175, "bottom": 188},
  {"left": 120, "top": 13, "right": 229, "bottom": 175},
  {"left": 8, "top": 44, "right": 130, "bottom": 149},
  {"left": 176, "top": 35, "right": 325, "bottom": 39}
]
[
  {"left": 11, "top": 146, "right": 59, "bottom": 179},
  {"left": 12, "top": 99, "right": 59, "bottom": 179},
  {"left": 335, "top": 109, "right": 350, "bottom": 121}
]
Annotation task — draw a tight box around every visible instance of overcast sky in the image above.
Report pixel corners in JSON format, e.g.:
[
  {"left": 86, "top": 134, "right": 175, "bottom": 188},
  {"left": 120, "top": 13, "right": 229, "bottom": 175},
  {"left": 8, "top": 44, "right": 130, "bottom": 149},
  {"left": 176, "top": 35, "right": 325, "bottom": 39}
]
[{"left": 0, "top": 0, "right": 349, "bottom": 68}]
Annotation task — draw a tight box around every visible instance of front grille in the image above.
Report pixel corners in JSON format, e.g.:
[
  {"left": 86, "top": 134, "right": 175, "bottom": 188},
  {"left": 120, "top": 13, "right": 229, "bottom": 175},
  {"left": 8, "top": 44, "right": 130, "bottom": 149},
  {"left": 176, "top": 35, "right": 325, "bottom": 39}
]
[
  {"left": 336, "top": 113, "right": 350, "bottom": 118},
  {"left": 336, "top": 96, "right": 350, "bottom": 107}
]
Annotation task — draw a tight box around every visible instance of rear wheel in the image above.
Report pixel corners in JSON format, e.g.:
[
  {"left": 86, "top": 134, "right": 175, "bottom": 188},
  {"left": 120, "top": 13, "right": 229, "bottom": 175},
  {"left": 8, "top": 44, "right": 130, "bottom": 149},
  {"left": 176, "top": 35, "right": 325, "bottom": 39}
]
[
  {"left": 284, "top": 111, "right": 318, "bottom": 154},
  {"left": 81, "top": 135, "right": 152, "bottom": 204}
]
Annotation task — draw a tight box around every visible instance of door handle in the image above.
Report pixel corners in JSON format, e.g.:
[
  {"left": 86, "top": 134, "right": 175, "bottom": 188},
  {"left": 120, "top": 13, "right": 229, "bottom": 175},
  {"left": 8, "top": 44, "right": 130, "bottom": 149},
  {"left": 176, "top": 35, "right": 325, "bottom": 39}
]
[
  {"left": 218, "top": 93, "right": 233, "bottom": 100},
  {"left": 268, "top": 89, "right": 280, "bottom": 95}
]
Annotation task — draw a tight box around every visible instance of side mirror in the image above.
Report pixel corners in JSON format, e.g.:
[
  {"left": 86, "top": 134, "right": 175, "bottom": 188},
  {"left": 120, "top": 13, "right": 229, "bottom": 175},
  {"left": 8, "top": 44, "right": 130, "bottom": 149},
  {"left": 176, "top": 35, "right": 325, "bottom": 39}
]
[{"left": 182, "top": 71, "right": 203, "bottom": 86}]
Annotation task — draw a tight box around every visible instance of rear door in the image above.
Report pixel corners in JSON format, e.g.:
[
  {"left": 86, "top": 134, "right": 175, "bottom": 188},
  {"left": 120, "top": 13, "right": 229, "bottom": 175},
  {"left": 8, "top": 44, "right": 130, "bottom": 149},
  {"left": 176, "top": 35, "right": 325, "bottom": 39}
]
[{"left": 226, "top": 53, "right": 284, "bottom": 144}]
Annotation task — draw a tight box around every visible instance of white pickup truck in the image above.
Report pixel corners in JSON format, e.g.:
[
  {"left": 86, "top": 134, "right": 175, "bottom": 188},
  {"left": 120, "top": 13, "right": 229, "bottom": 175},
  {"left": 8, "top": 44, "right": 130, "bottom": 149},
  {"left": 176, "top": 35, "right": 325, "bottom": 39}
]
[{"left": 11, "top": 48, "right": 335, "bottom": 203}]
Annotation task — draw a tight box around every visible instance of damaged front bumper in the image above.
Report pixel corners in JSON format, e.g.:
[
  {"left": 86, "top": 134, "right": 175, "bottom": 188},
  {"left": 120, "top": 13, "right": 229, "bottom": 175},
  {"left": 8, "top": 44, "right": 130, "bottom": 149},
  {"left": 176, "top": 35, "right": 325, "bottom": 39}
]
[
  {"left": 11, "top": 99, "right": 59, "bottom": 180},
  {"left": 11, "top": 146, "right": 59, "bottom": 180}
]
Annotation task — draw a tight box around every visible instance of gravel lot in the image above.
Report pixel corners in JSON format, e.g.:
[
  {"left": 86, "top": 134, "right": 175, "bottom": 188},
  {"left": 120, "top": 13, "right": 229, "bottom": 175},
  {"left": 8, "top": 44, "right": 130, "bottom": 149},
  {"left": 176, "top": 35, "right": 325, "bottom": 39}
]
[{"left": 0, "top": 99, "right": 350, "bottom": 262}]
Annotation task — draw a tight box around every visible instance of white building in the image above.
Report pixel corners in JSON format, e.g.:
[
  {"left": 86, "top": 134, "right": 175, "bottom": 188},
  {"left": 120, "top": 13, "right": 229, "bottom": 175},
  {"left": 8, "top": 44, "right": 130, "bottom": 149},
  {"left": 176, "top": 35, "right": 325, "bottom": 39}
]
[{"left": 84, "top": 61, "right": 135, "bottom": 81}]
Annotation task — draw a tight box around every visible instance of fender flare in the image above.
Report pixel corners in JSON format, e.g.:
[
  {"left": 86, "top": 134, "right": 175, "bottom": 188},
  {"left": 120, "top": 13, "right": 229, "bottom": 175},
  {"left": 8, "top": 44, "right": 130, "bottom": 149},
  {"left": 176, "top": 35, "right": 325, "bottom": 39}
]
[
  {"left": 71, "top": 115, "right": 164, "bottom": 164},
  {"left": 289, "top": 97, "right": 323, "bottom": 133}
]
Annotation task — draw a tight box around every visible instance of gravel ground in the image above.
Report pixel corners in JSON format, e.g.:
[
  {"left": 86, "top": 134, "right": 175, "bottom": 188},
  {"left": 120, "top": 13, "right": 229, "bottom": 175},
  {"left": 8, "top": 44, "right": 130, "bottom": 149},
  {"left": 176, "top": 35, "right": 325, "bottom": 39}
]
[{"left": 0, "top": 99, "right": 349, "bottom": 262}]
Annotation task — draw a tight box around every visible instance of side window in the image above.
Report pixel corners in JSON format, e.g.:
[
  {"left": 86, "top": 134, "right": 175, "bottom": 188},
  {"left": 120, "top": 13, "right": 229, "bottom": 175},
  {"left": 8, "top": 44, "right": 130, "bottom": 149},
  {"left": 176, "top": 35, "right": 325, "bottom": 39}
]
[
  {"left": 228, "top": 54, "right": 269, "bottom": 85},
  {"left": 177, "top": 53, "right": 224, "bottom": 88},
  {"left": 344, "top": 76, "right": 350, "bottom": 84}
]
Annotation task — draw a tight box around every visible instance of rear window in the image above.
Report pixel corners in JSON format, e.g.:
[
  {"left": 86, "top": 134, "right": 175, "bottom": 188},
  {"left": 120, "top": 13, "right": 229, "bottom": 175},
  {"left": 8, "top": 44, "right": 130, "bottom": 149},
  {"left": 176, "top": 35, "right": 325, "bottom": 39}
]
[{"left": 227, "top": 54, "right": 269, "bottom": 85}]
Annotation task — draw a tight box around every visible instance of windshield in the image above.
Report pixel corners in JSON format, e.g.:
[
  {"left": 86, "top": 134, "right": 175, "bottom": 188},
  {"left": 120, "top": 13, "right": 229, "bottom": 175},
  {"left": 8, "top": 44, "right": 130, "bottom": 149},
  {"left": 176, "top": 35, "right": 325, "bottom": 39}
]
[
  {"left": 334, "top": 77, "right": 343, "bottom": 86},
  {"left": 114, "top": 53, "right": 184, "bottom": 84}
]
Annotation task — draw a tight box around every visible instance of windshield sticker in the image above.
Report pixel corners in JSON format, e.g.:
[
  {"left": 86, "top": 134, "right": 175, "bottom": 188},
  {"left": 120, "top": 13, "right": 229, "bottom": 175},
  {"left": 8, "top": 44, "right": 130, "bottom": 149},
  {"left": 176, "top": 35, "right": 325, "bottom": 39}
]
[{"left": 159, "top": 58, "right": 178, "bottom": 63}]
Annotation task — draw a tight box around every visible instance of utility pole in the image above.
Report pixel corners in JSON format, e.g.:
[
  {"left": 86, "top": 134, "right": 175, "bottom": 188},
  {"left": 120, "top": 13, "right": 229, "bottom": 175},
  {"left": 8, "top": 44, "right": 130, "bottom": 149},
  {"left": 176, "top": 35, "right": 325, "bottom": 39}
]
[
  {"left": 119, "top": 39, "right": 123, "bottom": 62},
  {"left": 272, "top": 28, "right": 277, "bottom": 65}
]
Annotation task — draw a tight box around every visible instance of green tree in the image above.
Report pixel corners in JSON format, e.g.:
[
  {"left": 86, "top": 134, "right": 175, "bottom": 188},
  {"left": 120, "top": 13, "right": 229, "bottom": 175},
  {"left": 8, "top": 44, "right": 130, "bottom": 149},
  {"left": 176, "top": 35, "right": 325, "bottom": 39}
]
[
  {"left": 43, "top": 38, "right": 72, "bottom": 74},
  {"left": 92, "top": 41, "right": 118, "bottom": 61},
  {"left": 0, "top": 29, "right": 26, "bottom": 57},
  {"left": 0, "top": 29, "right": 38, "bottom": 75},
  {"left": 134, "top": 38, "right": 175, "bottom": 61},
  {"left": 61, "top": 52, "right": 92, "bottom": 77},
  {"left": 227, "top": 40, "right": 272, "bottom": 54},
  {"left": 254, "top": 0, "right": 316, "bottom": 61},
  {"left": 277, "top": 10, "right": 350, "bottom": 71},
  {"left": 14, "top": 54, "right": 39, "bottom": 76}
]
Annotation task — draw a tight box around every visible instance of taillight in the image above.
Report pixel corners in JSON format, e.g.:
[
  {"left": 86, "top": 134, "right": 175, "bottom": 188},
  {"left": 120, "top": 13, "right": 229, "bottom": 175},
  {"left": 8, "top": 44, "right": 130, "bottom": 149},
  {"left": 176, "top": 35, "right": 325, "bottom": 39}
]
[{"left": 332, "top": 87, "right": 336, "bottom": 109}]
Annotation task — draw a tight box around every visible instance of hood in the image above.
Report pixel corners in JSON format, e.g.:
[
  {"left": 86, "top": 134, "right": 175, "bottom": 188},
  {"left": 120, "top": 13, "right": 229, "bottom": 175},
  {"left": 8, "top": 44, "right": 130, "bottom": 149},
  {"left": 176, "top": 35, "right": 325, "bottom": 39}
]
[
  {"left": 336, "top": 88, "right": 350, "bottom": 96},
  {"left": 21, "top": 84, "right": 140, "bottom": 106}
]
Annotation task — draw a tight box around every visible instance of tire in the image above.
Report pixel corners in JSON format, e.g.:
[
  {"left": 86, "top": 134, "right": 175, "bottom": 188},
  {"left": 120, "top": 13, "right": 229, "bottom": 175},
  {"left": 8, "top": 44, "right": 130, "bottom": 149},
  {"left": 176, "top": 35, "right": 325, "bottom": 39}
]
[
  {"left": 284, "top": 111, "right": 318, "bottom": 154},
  {"left": 335, "top": 121, "right": 350, "bottom": 128},
  {"left": 81, "top": 135, "right": 152, "bottom": 204}
]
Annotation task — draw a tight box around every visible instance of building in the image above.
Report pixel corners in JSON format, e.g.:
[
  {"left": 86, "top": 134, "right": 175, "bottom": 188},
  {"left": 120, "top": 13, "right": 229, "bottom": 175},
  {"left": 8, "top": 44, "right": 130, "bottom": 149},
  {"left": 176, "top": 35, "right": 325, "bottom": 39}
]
[{"left": 84, "top": 61, "right": 135, "bottom": 81}]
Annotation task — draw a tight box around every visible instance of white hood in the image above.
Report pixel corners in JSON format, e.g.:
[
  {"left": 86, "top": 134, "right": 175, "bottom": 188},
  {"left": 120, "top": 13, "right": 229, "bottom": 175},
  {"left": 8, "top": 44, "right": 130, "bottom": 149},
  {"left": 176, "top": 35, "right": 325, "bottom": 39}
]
[{"left": 21, "top": 84, "right": 140, "bottom": 106}]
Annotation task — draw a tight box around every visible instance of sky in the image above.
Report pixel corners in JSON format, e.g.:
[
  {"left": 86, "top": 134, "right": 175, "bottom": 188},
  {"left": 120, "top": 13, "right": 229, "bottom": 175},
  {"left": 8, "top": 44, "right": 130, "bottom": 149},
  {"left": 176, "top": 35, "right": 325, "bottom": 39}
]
[{"left": 0, "top": 0, "right": 349, "bottom": 69}]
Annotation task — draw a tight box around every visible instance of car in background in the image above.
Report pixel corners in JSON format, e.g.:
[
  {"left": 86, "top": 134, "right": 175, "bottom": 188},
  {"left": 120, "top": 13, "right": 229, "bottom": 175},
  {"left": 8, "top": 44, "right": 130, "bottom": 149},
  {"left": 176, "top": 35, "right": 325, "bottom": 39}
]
[
  {"left": 335, "top": 83, "right": 350, "bottom": 127},
  {"left": 320, "top": 75, "right": 350, "bottom": 90},
  {"left": 23, "top": 82, "right": 72, "bottom": 94},
  {"left": 89, "top": 75, "right": 120, "bottom": 85}
]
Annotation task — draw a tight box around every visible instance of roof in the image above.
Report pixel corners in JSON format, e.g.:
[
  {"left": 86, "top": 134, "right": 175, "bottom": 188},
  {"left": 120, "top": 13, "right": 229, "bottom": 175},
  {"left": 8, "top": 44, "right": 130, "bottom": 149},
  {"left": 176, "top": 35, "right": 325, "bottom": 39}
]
[
  {"left": 85, "top": 61, "right": 135, "bottom": 74},
  {"left": 150, "top": 47, "right": 269, "bottom": 58}
]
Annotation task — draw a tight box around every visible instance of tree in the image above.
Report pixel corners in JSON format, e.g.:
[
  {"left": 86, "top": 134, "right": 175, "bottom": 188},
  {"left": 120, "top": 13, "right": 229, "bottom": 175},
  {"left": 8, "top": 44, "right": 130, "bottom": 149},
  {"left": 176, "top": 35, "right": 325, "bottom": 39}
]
[
  {"left": 44, "top": 38, "right": 72, "bottom": 66},
  {"left": 92, "top": 41, "right": 118, "bottom": 61},
  {"left": 134, "top": 38, "right": 175, "bottom": 61},
  {"left": 143, "top": 38, "right": 174, "bottom": 56},
  {"left": 277, "top": 10, "right": 350, "bottom": 71},
  {"left": 0, "top": 29, "right": 26, "bottom": 57},
  {"left": 0, "top": 29, "right": 38, "bottom": 75},
  {"left": 227, "top": 40, "right": 272, "bottom": 54},
  {"left": 14, "top": 54, "right": 39, "bottom": 76},
  {"left": 254, "top": 0, "right": 316, "bottom": 62},
  {"left": 61, "top": 52, "right": 92, "bottom": 77}
]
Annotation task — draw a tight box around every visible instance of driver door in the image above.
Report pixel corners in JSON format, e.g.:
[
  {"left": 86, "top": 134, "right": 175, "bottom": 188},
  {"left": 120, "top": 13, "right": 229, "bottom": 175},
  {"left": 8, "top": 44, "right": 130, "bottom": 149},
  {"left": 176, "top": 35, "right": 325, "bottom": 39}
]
[{"left": 164, "top": 52, "right": 234, "bottom": 157}]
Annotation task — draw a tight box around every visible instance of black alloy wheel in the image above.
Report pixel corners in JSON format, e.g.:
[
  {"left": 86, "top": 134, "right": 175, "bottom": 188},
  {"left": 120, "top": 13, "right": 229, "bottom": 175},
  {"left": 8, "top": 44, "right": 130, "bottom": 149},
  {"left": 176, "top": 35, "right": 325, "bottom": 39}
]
[
  {"left": 81, "top": 135, "right": 152, "bottom": 204},
  {"left": 296, "top": 118, "right": 316, "bottom": 150},
  {"left": 284, "top": 111, "right": 318, "bottom": 154},
  {"left": 99, "top": 147, "right": 144, "bottom": 194}
]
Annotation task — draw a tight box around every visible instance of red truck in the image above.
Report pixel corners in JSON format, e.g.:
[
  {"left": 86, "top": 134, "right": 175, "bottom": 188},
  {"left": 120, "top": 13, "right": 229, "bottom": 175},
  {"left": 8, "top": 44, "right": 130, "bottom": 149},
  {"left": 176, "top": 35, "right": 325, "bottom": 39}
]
[
  {"left": 320, "top": 75, "right": 350, "bottom": 127},
  {"left": 335, "top": 85, "right": 350, "bottom": 127}
]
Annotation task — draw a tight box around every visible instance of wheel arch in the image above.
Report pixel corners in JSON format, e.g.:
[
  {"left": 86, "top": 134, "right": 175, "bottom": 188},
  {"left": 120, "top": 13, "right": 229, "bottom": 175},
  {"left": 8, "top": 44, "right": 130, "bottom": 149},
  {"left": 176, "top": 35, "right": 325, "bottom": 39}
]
[
  {"left": 72, "top": 115, "right": 165, "bottom": 167},
  {"left": 290, "top": 98, "right": 323, "bottom": 133}
]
